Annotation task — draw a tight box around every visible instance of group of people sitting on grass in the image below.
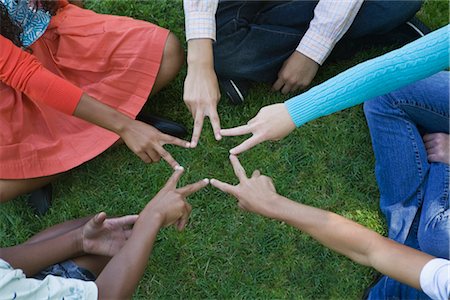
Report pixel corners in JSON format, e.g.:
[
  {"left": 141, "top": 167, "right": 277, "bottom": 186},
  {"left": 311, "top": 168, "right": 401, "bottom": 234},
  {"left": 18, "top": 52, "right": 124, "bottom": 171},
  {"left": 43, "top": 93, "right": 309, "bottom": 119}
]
[{"left": 0, "top": 0, "right": 448, "bottom": 299}]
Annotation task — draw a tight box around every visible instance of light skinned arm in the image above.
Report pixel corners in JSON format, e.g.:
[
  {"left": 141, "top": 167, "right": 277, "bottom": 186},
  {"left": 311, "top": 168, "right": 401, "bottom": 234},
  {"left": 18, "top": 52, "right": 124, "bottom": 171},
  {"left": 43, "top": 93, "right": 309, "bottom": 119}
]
[
  {"left": 0, "top": 213, "right": 138, "bottom": 276},
  {"left": 75, "top": 94, "right": 190, "bottom": 168},
  {"left": 95, "top": 168, "right": 209, "bottom": 299},
  {"left": 184, "top": 39, "right": 222, "bottom": 147},
  {"left": 211, "top": 155, "right": 434, "bottom": 290}
]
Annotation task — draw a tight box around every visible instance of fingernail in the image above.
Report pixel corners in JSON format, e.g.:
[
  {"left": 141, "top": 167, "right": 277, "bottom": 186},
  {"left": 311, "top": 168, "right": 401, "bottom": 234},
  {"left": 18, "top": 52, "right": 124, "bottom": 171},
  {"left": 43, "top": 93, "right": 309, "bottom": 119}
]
[
  {"left": 216, "top": 134, "right": 222, "bottom": 141},
  {"left": 210, "top": 179, "right": 215, "bottom": 184},
  {"left": 186, "top": 142, "right": 191, "bottom": 147},
  {"left": 191, "top": 142, "right": 197, "bottom": 148},
  {"left": 203, "top": 178, "right": 210, "bottom": 184},
  {"left": 175, "top": 165, "right": 184, "bottom": 171},
  {"left": 229, "top": 149, "right": 235, "bottom": 154}
]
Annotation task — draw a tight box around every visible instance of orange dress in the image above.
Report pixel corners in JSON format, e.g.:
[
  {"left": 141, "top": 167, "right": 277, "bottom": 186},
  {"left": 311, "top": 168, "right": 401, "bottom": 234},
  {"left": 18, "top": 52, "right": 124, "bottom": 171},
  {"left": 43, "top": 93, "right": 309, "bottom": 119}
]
[{"left": 0, "top": 3, "right": 169, "bottom": 179}]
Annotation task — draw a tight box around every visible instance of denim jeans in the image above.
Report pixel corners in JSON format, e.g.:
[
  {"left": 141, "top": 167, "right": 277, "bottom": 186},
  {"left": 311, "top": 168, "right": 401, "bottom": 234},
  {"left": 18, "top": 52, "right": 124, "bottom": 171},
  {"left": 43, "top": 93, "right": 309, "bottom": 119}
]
[
  {"left": 213, "top": 0, "right": 423, "bottom": 83},
  {"left": 363, "top": 71, "right": 450, "bottom": 299}
]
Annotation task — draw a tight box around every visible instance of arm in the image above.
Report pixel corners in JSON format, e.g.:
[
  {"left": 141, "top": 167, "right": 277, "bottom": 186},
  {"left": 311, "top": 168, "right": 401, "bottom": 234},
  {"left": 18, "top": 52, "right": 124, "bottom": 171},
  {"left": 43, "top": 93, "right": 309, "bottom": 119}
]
[
  {"left": 183, "top": 0, "right": 222, "bottom": 146},
  {"left": 273, "top": 0, "right": 363, "bottom": 93},
  {"left": 221, "top": 25, "right": 450, "bottom": 154},
  {"left": 0, "top": 213, "right": 137, "bottom": 276},
  {"left": 211, "top": 155, "right": 434, "bottom": 290},
  {"left": 0, "top": 36, "right": 189, "bottom": 168},
  {"left": 95, "top": 167, "right": 208, "bottom": 299}
]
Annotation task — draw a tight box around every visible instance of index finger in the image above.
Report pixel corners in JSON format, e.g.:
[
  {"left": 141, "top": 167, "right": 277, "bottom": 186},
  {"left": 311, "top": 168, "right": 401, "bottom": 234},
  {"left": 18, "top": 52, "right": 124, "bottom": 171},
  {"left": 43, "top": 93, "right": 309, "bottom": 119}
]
[
  {"left": 208, "top": 108, "right": 222, "bottom": 141},
  {"left": 164, "top": 166, "right": 185, "bottom": 190},
  {"left": 220, "top": 124, "right": 252, "bottom": 137},
  {"left": 229, "top": 155, "right": 247, "bottom": 181},
  {"left": 156, "top": 145, "right": 179, "bottom": 169},
  {"left": 190, "top": 112, "right": 204, "bottom": 148},
  {"left": 177, "top": 178, "right": 209, "bottom": 196}
]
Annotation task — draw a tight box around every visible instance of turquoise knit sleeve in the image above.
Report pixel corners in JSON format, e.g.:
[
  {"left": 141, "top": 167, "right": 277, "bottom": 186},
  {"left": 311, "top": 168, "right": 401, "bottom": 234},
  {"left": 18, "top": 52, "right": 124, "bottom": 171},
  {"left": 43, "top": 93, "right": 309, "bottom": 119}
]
[{"left": 285, "top": 25, "right": 450, "bottom": 127}]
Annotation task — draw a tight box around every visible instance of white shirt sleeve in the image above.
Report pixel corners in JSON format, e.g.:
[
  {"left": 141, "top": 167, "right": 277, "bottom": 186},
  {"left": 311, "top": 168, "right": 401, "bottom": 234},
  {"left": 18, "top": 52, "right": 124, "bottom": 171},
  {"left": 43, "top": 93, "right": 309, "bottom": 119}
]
[
  {"left": 183, "top": 0, "right": 219, "bottom": 41},
  {"left": 0, "top": 259, "right": 98, "bottom": 300},
  {"left": 296, "top": 0, "right": 364, "bottom": 65},
  {"left": 420, "top": 258, "right": 450, "bottom": 300}
]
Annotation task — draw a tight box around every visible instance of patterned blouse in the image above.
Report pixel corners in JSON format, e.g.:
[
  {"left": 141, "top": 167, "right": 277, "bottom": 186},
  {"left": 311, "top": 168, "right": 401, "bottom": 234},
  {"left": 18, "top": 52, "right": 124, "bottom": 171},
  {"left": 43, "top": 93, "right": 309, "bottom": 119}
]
[{"left": 1, "top": 0, "right": 51, "bottom": 47}]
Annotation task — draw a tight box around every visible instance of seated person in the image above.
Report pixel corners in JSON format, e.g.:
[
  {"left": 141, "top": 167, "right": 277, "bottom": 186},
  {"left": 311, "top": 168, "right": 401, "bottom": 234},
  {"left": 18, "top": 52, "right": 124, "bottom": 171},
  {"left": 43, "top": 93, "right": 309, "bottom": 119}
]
[
  {"left": 0, "top": 167, "right": 208, "bottom": 299},
  {"left": 211, "top": 156, "right": 449, "bottom": 300}
]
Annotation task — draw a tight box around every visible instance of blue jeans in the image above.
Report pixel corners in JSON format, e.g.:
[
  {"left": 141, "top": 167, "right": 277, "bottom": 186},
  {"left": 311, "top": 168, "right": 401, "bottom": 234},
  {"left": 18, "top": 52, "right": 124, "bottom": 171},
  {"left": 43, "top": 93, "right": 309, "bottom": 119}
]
[
  {"left": 363, "top": 71, "right": 450, "bottom": 299},
  {"left": 214, "top": 0, "right": 423, "bottom": 83}
]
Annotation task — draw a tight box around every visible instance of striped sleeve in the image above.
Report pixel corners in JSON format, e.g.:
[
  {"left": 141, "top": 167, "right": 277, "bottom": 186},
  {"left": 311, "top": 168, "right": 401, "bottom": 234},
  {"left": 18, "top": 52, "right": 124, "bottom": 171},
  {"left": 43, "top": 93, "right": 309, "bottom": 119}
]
[
  {"left": 285, "top": 25, "right": 450, "bottom": 127},
  {"left": 296, "top": 0, "right": 364, "bottom": 65},
  {"left": 183, "top": 0, "right": 219, "bottom": 41}
]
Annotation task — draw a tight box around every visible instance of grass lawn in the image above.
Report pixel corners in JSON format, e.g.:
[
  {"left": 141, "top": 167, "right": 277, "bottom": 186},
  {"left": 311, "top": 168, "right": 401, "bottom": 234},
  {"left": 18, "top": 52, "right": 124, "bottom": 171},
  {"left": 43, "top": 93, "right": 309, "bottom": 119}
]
[{"left": 1, "top": 0, "right": 448, "bottom": 299}]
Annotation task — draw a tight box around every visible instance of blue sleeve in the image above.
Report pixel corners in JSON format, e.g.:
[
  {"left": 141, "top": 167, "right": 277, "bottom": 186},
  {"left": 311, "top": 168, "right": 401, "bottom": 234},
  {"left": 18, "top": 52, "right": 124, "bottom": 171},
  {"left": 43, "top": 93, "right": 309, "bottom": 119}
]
[{"left": 285, "top": 25, "right": 450, "bottom": 127}]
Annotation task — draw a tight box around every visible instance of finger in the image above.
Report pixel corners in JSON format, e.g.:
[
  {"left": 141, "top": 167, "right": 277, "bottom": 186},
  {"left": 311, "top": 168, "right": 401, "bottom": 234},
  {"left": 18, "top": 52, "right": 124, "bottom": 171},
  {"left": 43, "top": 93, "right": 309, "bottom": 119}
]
[
  {"left": 191, "top": 113, "right": 204, "bottom": 147},
  {"left": 229, "top": 155, "right": 247, "bottom": 180},
  {"left": 94, "top": 212, "right": 107, "bottom": 225},
  {"left": 115, "top": 214, "right": 139, "bottom": 227},
  {"left": 208, "top": 109, "right": 222, "bottom": 141},
  {"left": 281, "top": 82, "right": 293, "bottom": 94},
  {"left": 272, "top": 78, "right": 284, "bottom": 91},
  {"left": 252, "top": 170, "right": 261, "bottom": 177},
  {"left": 220, "top": 124, "right": 252, "bottom": 137},
  {"left": 146, "top": 149, "right": 161, "bottom": 163},
  {"left": 177, "top": 178, "right": 209, "bottom": 196},
  {"left": 210, "top": 178, "right": 236, "bottom": 195},
  {"left": 229, "top": 135, "right": 261, "bottom": 155},
  {"left": 156, "top": 145, "right": 179, "bottom": 169},
  {"left": 164, "top": 166, "right": 185, "bottom": 190},
  {"left": 423, "top": 133, "right": 437, "bottom": 142},
  {"left": 177, "top": 203, "right": 192, "bottom": 231},
  {"left": 137, "top": 151, "right": 152, "bottom": 163},
  {"left": 163, "top": 135, "right": 191, "bottom": 148}
]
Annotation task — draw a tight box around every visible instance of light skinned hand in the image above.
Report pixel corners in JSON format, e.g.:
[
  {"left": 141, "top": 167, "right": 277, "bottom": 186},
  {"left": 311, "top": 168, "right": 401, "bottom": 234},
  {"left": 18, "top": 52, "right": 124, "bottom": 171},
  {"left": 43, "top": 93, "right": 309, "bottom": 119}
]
[
  {"left": 184, "top": 39, "right": 222, "bottom": 147},
  {"left": 423, "top": 133, "right": 450, "bottom": 164},
  {"left": 184, "top": 64, "right": 222, "bottom": 147},
  {"left": 82, "top": 212, "right": 139, "bottom": 257},
  {"left": 119, "top": 119, "right": 190, "bottom": 169},
  {"left": 220, "top": 103, "right": 296, "bottom": 155},
  {"left": 210, "top": 155, "right": 281, "bottom": 218},
  {"left": 144, "top": 167, "right": 209, "bottom": 230},
  {"left": 272, "top": 51, "right": 319, "bottom": 94}
]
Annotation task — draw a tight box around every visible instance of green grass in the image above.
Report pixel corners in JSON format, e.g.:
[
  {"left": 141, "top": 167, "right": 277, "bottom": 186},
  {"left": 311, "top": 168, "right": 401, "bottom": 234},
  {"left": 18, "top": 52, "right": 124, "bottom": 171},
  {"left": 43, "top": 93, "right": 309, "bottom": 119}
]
[{"left": 1, "top": 1, "right": 448, "bottom": 299}]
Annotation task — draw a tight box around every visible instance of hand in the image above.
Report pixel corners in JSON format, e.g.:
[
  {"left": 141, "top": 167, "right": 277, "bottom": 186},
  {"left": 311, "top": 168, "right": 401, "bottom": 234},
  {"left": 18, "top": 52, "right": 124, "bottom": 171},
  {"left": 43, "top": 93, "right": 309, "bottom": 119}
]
[
  {"left": 210, "top": 155, "right": 281, "bottom": 218},
  {"left": 184, "top": 39, "right": 222, "bottom": 147},
  {"left": 423, "top": 133, "right": 450, "bottom": 164},
  {"left": 144, "top": 167, "right": 209, "bottom": 230},
  {"left": 272, "top": 51, "right": 319, "bottom": 94},
  {"left": 220, "top": 103, "right": 296, "bottom": 155},
  {"left": 119, "top": 119, "right": 190, "bottom": 168},
  {"left": 82, "top": 212, "right": 138, "bottom": 257}
]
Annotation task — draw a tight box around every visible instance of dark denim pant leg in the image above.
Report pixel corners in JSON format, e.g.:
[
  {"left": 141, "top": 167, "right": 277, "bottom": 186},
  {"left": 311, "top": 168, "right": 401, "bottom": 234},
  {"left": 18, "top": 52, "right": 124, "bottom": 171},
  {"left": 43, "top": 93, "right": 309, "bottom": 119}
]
[
  {"left": 214, "top": 1, "right": 317, "bottom": 83},
  {"left": 363, "top": 72, "right": 450, "bottom": 299}
]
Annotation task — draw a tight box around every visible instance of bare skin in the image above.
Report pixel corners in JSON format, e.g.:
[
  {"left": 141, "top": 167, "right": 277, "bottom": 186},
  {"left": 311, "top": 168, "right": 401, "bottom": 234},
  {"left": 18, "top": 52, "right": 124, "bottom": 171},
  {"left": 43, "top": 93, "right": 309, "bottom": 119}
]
[
  {"left": 1, "top": 168, "right": 208, "bottom": 299},
  {"left": 211, "top": 156, "right": 435, "bottom": 291}
]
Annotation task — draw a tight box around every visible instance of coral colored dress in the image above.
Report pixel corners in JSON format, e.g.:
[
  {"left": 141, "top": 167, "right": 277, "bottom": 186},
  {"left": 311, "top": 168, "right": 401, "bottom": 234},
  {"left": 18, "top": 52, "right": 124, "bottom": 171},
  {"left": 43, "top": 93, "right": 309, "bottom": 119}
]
[{"left": 0, "top": 2, "right": 169, "bottom": 179}]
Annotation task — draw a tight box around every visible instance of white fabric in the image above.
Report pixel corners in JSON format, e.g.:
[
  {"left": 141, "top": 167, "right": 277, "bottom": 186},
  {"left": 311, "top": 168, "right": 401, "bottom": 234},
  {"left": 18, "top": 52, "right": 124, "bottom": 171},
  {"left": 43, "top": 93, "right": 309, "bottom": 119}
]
[
  {"left": 420, "top": 258, "right": 450, "bottom": 300},
  {"left": 0, "top": 259, "right": 98, "bottom": 300}
]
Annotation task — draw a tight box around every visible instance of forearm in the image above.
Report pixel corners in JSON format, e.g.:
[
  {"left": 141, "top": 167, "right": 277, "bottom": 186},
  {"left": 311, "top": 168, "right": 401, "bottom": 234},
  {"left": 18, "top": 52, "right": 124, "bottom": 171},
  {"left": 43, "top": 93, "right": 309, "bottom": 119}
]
[
  {"left": 286, "top": 25, "right": 449, "bottom": 127},
  {"left": 270, "top": 195, "right": 432, "bottom": 289},
  {"left": 95, "top": 211, "right": 162, "bottom": 300},
  {"left": 25, "top": 216, "right": 92, "bottom": 245},
  {"left": 0, "top": 228, "right": 83, "bottom": 276},
  {"left": 74, "top": 93, "right": 132, "bottom": 136},
  {"left": 187, "top": 39, "right": 214, "bottom": 67}
]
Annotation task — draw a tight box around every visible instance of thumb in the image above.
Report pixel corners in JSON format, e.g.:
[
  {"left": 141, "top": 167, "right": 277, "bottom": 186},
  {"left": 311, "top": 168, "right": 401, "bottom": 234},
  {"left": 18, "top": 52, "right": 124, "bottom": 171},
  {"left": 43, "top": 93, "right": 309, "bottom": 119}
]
[{"left": 94, "top": 212, "right": 107, "bottom": 225}]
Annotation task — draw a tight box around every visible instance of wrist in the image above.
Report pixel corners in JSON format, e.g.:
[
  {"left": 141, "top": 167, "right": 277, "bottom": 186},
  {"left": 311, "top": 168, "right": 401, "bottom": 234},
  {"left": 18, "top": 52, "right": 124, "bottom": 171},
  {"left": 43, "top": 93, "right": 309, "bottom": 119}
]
[
  {"left": 187, "top": 39, "right": 214, "bottom": 66},
  {"left": 73, "top": 227, "right": 86, "bottom": 255}
]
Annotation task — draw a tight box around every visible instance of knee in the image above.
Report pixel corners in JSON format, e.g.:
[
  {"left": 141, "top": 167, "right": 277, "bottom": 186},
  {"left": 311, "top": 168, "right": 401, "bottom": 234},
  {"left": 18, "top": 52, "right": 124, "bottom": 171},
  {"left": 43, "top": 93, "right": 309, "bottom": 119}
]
[
  {"left": 162, "top": 32, "right": 184, "bottom": 75},
  {"left": 418, "top": 215, "right": 450, "bottom": 259},
  {"left": 0, "top": 183, "right": 12, "bottom": 203}
]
